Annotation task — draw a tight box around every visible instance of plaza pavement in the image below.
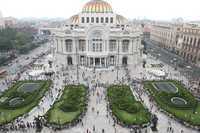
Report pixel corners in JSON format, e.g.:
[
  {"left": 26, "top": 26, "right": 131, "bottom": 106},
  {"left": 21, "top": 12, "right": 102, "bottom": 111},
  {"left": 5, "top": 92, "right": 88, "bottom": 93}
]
[{"left": 1, "top": 46, "right": 199, "bottom": 133}]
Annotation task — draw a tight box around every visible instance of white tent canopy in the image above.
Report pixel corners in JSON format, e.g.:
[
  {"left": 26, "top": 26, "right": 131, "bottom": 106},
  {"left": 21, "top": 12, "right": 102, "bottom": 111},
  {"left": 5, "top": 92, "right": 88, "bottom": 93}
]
[
  {"left": 147, "top": 69, "right": 166, "bottom": 77},
  {"left": 28, "top": 70, "right": 44, "bottom": 77}
]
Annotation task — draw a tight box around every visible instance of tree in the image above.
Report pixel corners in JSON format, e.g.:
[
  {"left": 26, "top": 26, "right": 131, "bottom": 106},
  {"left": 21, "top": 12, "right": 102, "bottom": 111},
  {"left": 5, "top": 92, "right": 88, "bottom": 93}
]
[{"left": 0, "top": 27, "right": 34, "bottom": 53}]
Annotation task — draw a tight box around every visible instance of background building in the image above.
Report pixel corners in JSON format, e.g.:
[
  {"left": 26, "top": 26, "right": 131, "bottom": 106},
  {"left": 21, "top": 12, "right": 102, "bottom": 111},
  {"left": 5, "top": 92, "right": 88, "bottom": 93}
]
[
  {"left": 0, "top": 10, "right": 5, "bottom": 29},
  {"left": 150, "top": 22, "right": 200, "bottom": 67},
  {"left": 177, "top": 24, "right": 200, "bottom": 66},
  {"left": 4, "top": 17, "right": 17, "bottom": 28},
  {"left": 150, "top": 22, "right": 179, "bottom": 52}
]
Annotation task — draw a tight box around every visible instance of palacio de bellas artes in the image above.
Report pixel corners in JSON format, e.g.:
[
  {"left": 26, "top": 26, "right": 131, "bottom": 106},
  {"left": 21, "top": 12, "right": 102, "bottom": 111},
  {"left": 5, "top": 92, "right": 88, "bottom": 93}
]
[{"left": 0, "top": 0, "right": 200, "bottom": 133}]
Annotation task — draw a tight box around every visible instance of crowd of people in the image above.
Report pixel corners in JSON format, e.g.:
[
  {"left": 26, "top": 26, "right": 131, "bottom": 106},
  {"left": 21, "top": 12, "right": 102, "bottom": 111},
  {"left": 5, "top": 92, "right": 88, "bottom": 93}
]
[{"left": 0, "top": 46, "right": 199, "bottom": 133}]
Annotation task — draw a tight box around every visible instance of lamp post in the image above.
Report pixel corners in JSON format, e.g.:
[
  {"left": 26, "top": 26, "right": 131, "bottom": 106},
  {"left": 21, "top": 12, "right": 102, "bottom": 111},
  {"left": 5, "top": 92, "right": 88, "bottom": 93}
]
[
  {"left": 117, "top": 40, "right": 120, "bottom": 82},
  {"left": 76, "top": 41, "right": 79, "bottom": 84}
]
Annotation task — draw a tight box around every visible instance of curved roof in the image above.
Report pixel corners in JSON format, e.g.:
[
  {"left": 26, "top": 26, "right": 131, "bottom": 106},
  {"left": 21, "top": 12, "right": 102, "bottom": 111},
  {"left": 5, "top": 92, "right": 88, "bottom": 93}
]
[
  {"left": 70, "top": 14, "right": 79, "bottom": 24},
  {"left": 116, "top": 14, "right": 128, "bottom": 24},
  {"left": 82, "top": 0, "right": 113, "bottom": 13}
]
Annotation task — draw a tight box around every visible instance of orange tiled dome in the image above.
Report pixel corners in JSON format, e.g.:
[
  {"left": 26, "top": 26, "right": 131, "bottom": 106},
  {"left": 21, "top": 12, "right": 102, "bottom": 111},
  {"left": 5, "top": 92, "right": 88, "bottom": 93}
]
[{"left": 82, "top": 0, "right": 113, "bottom": 13}]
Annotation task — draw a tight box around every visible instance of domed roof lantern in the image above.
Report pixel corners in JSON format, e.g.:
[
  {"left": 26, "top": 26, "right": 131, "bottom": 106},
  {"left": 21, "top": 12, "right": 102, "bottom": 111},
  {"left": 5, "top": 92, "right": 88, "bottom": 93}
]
[{"left": 82, "top": 0, "right": 113, "bottom": 13}]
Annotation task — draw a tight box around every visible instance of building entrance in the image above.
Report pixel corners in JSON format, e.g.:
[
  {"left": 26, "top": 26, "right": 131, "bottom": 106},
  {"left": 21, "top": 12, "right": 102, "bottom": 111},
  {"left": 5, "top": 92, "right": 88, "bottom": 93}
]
[{"left": 95, "top": 58, "right": 100, "bottom": 67}]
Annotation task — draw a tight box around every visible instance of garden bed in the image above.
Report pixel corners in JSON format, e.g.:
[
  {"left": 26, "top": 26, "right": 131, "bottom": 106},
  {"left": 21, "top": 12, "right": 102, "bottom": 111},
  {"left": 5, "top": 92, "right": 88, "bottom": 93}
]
[
  {"left": 0, "top": 80, "right": 51, "bottom": 125},
  {"left": 107, "top": 85, "right": 151, "bottom": 127},
  {"left": 44, "top": 85, "right": 88, "bottom": 129},
  {"left": 144, "top": 80, "right": 200, "bottom": 128}
]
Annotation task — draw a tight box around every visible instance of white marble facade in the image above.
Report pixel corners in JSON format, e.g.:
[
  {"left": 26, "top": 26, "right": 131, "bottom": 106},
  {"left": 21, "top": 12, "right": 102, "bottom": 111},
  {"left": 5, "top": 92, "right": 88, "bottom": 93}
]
[{"left": 45, "top": 0, "right": 143, "bottom": 68}]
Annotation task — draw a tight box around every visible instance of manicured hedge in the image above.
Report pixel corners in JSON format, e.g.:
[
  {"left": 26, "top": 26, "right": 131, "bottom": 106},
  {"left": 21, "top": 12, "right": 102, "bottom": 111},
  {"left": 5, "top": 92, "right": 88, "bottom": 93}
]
[
  {"left": 107, "top": 85, "right": 151, "bottom": 126},
  {"left": 45, "top": 85, "right": 87, "bottom": 126},
  {"left": 0, "top": 80, "right": 51, "bottom": 125},
  {"left": 144, "top": 80, "right": 200, "bottom": 126}
]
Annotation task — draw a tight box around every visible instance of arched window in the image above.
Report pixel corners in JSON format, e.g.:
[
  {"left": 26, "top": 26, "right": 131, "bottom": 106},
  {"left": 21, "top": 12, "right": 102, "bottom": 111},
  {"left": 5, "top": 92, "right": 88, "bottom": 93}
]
[
  {"left": 110, "top": 56, "right": 115, "bottom": 65},
  {"left": 86, "top": 17, "right": 89, "bottom": 23},
  {"left": 105, "top": 17, "right": 109, "bottom": 23},
  {"left": 67, "top": 56, "right": 73, "bottom": 65},
  {"left": 91, "top": 31, "right": 103, "bottom": 52},
  {"left": 101, "top": 17, "right": 104, "bottom": 23},
  {"left": 79, "top": 40, "right": 86, "bottom": 51},
  {"left": 96, "top": 17, "right": 99, "bottom": 23},
  {"left": 110, "top": 17, "right": 113, "bottom": 23},
  {"left": 65, "top": 39, "right": 72, "bottom": 52},
  {"left": 91, "top": 17, "right": 94, "bottom": 23},
  {"left": 190, "top": 37, "right": 193, "bottom": 44},
  {"left": 122, "top": 57, "right": 128, "bottom": 66},
  {"left": 122, "top": 40, "right": 129, "bottom": 52},
  {"left": 109, "top": 40, "right": 116, "bottom": 51},
  {"left": 193, "top": 38, "right": 196, "bottom": 46},
  {"left": 92, "top": 39, "right": 102, "bottom": 52},
  {"left": 198, "top": 38, "right": 200, "bottom": 48},
  {"left": 81, "top": 17, "right": 85, "bottom": 23}
]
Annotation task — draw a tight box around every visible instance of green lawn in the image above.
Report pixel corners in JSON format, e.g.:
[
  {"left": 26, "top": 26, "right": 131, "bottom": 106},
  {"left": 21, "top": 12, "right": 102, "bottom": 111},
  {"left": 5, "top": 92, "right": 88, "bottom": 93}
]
[
  {"left": 46, "top": 85, "right": 87, "bottom": 125},
  {"left": 144, "top": 80, "right": 200, "bottom": 126},
  {"left": 0, "top": 80, "right": 51, "bottom": 124},
  {"left": 107, "top": 85, "right": 151, "bottom": 126}
]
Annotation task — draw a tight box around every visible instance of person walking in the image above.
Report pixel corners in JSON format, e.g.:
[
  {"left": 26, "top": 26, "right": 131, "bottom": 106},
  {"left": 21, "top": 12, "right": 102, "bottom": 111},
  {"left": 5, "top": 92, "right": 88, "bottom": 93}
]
[{"left": 93, "top": 125, "right": 95, "bottom": 132}]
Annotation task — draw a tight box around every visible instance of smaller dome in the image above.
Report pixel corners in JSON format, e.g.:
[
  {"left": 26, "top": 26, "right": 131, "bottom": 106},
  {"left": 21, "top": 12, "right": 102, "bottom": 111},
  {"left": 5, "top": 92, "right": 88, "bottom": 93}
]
[
  {"left": 116, "top": 14, "right": 128, "bottom": 24},
  {"left": 70, "top": 15, "right": 79, "bottom": 24},
  {"left": 82, "top": 0, "right": 113, "bottom": 13}
]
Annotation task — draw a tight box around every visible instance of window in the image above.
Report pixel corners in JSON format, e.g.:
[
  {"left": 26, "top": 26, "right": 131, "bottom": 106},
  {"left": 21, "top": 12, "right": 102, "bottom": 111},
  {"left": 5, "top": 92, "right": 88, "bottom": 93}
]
[
  {"left": 109, "top": 40, "right": 116, "bottom": 51},
  {"left": 80, "top": 56, "right": 85, "bottom": 65},
  {"left": 100, "top": 43, "right": 102, "bottom": 51},
  {"left": 101, "top": 17, "right": 104, "bottom": 23},
  {"left": 193, "top": 38, "right": 196, "bottom": 46},
  {"left": 110, "top": 17, "right": 113, "bottom": 23},
  {"left": 67, "top": 56, "right": 73, "bottom": 65},
  {"left": 198, "top": 38, "right": 200, "bottom": 48},
  {"left": 79, "top": 40, "right": 86, "bottom": 51},
  {"left": 92, "top": 43, "right": 95, "bottom": 52},
  {"left": 81, "top": 17, "right": 84, "bottom": 23},
  {"left": 96, "top": 17, "right": 99, "bottom": 23},
  {"left": 187, "top": 37, "right": 189, "bottom": 43},
  {"left": 105, "top": 17, "right": 109, "bottom": 23},
  {"left": 110, "top": 56, "right": 115, "bottom": 65},
  {"left": 65, "top": 39, "right": 72, "bottom": 52},
  {"left": 190, "top": 37, "right": 193, "bottom": 44},
  {"left": 87, "top": 17, "right": 89, "bottom": 23},
  {"left": 91, "top": 17, "right": 94, "bottom": 23},
  {"left": 122, "top": 40, "right": 129, "bottom": 52},
  {"left": 92, "top": 38, "right": 103, "bottom": 52}
]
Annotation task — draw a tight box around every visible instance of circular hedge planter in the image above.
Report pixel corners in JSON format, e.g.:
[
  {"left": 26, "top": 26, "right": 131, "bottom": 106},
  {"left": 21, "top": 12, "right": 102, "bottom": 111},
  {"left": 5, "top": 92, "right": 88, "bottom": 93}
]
[
  {"left": 171, "top": 97, "right": 187, "bottom": 106},
  {"left": 9, "top": 97, "right": 24, "bottom": 107}
]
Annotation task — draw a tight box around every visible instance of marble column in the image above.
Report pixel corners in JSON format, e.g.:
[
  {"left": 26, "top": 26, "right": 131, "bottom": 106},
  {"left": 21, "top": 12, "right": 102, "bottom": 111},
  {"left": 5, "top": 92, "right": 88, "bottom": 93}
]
[
  {"left": 100, "top": 58, "right": 102, "bottom": 67},
  {"left": 93, "top": 57, "right": 95, "bottom": 67}
]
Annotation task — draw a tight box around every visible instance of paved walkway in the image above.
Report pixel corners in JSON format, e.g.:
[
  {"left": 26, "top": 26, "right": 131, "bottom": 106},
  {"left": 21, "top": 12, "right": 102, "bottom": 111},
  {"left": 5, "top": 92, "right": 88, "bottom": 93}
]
[{"left": 2, "top": 51, "right": 200, "bottom": 133}]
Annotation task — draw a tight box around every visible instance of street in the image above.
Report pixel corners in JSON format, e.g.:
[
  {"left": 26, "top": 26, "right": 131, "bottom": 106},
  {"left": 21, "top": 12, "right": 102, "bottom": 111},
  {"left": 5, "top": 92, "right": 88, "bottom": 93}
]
[{"left": 145, "top": 40, "right": 200, "bottom": 81}]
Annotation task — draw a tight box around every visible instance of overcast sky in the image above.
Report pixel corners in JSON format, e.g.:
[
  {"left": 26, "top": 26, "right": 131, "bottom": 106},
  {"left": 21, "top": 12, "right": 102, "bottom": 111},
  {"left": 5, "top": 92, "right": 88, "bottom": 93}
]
[{"left": 0, "top": 0, "right": 199, "bottom": 21}]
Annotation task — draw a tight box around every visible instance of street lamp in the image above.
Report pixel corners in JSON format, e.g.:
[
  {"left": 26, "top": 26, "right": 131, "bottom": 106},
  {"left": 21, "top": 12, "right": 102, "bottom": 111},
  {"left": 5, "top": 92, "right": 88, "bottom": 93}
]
[
  {"left": 117, "top": 40, "right": 120, "bottom": 82},
  {"left": 76, "top": 44, "right": 79, "bottom": 84}
]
